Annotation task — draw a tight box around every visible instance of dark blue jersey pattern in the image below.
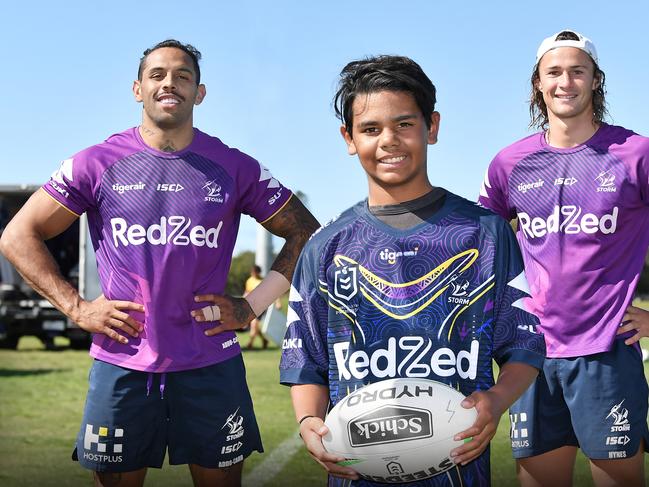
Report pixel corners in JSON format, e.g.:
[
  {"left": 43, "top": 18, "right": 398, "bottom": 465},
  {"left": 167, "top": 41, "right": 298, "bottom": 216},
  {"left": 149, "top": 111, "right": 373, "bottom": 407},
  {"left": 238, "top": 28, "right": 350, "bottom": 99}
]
[{"left": 279, "top": 192, "right": 545, "bottom": 487}]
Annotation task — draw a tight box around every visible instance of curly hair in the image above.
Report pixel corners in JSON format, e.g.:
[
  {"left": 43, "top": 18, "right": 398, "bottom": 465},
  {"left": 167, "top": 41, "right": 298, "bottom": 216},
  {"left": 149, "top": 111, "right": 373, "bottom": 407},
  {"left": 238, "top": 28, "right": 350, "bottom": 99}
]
[{"left": 138, "top": 39, "right": 202, "bottom": 85}]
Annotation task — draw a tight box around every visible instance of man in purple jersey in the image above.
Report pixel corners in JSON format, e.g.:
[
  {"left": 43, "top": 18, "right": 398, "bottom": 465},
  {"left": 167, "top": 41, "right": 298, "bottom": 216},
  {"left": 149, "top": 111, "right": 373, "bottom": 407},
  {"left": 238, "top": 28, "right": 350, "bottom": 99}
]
[
  {"left": 0, "top": 40, "right": 318, "bottom": 486},
  {"left": 479, "top": 29, "right": 649, "bottom": 486}
]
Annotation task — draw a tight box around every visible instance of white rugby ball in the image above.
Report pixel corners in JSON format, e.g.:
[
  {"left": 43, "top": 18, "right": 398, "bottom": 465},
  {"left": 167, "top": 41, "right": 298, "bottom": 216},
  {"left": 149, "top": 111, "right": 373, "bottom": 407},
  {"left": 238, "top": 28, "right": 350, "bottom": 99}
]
[{"left": 323, "top": 378, "right": 477, "bottom": 483}]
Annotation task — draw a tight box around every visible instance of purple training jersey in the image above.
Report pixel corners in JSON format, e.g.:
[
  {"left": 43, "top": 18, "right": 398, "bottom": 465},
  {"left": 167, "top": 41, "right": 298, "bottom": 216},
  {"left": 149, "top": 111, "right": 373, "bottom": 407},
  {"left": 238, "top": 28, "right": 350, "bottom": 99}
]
[
  {"left": 42, "top": 127, "right": 292, "bottom": 372},
  {"left": 479, "top": 123, "right": 649, "bottom": 358},
  {"left": 280, "top": 193, "right": 545, "bottom": 487}
]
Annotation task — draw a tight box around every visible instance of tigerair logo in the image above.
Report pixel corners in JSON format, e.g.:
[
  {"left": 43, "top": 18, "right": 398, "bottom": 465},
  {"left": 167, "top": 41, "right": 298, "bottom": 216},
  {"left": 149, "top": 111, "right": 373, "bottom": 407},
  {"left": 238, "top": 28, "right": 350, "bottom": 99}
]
[
  {"left": 348, "top": 405, "right": 432, "bottom": 447},
  {"left": 203, "top": 179, "right": 224, "bottom": 203},
  {"left": 333, "top": 337, "right": 479, "bottom": 381},
  {"left": 83, "top": 424, "right": 123, "bottom": 463},
  {"left": 112, "top": 182, "right": 146, "bottom": 194},
  {"left": 110, "top": 216, "right": 223, "bottom": 248},
  {"left": 517, "top": 206, "right": 618, "bottom": 239},
  {"left": 379, "top": 247, "right": 419, "bottom": 265},
  {"left": 517, "top": 179, "right": 544, "bottom": 193},
  {"left": 595, "top": 170, "right": 616, "bottom": 192}
]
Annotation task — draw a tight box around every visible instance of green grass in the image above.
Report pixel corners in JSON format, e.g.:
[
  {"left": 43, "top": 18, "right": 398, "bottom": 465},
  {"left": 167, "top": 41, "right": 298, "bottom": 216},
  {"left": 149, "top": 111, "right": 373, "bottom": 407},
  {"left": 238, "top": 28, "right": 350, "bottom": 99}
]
[{"left": 1, "top": 330, "right": 648, "bottom": 486}]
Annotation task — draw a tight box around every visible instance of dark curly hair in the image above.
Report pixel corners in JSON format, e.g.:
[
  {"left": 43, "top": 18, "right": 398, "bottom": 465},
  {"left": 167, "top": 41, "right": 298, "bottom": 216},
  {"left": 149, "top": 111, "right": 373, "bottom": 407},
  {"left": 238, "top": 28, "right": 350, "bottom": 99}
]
[
  {"left": 529, "top": 31, "right": 608, "bottom": 129},
  {"left": 138, "top": 39, "right": 202, "bottom": 85},
  {"left": 333, "top": 55, "right": 437, "bottom": 136}
]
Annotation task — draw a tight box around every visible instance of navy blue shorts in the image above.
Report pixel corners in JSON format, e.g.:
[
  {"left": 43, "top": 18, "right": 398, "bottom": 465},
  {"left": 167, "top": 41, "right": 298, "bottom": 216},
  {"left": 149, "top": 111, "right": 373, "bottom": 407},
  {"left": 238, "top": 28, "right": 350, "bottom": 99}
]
[
  {"left": 509, "top": 339, "right": 649, "bottom": 460},
  {"left": 72, "top": 355, "right": 263, "bottom": 472}
]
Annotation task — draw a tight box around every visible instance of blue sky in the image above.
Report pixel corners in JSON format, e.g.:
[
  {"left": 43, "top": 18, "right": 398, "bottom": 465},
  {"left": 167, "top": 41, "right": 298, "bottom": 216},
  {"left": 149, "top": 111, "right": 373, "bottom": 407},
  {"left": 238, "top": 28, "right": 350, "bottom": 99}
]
[{"left": 2, "top": 0, "right": 649, "bottom": 254}]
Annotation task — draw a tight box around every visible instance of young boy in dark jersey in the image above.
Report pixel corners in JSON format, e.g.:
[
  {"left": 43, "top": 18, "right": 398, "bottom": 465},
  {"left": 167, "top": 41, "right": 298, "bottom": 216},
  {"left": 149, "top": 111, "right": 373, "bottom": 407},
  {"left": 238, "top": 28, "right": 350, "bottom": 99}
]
[{"left": 279, "top": 55, "right": 546, "bottom": 486}]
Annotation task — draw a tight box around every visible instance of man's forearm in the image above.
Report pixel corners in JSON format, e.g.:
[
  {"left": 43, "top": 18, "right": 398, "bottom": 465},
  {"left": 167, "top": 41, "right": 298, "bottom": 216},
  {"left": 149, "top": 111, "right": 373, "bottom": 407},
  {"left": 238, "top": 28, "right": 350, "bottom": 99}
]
[
  {"left": 241, "top": 195, "right": 319, "bottom": 317},
  {"left": 264, "top": 195, "right": 320, "bottom": 282},
  {"left": 0, "top": 230, "right": 82, "bottom": 322}
]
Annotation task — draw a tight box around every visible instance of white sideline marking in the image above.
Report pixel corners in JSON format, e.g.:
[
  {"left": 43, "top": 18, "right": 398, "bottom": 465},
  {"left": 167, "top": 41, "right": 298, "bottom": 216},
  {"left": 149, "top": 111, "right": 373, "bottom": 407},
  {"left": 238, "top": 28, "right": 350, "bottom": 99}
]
[{"left": 243, "top": 432, "right": 303, "bottom": 486}]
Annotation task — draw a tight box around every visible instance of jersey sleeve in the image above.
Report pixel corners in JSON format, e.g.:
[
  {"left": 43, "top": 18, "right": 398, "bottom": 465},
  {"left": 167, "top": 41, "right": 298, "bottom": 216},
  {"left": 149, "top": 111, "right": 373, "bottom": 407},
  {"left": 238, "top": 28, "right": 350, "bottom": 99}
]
[
  {"left": 491, "top": 220, "right": 545, "bottom": 369},
  {"left": 235, "top": 152, "right": 293, "bottom": 224},
  {"left": 41, "top": 152, "right": 97, "bottom": 215},
  {"left": 632, "top": 137, "right": 649, "bottom": 205},
  {"left": 478, "top": 154, "right": 515, "bottom": 220},
  {"left": 279, "top": 243, "right": 330, "bottom": 386}
]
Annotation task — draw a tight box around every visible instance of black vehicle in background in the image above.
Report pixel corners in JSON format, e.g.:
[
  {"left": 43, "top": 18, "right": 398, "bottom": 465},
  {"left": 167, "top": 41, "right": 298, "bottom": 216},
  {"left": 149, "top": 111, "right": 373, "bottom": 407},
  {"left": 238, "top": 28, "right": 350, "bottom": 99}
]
[{"left": 0, "top": 185, "right": 97, "bottom": 349}]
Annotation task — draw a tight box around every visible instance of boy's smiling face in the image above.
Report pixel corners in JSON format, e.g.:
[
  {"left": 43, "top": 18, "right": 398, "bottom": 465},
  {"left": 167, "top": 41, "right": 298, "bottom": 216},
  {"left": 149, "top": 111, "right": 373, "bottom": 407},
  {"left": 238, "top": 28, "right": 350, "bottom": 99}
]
[{"left": 341, "top": 90, "right": 440, "bottom": 205}]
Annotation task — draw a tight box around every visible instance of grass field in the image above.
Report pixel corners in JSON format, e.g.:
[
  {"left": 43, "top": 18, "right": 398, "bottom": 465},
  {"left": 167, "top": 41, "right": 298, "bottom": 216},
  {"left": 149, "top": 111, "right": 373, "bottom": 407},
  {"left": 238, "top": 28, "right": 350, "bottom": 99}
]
[{"left": 1, "top": 332, "right": 648, "bottom": 486}]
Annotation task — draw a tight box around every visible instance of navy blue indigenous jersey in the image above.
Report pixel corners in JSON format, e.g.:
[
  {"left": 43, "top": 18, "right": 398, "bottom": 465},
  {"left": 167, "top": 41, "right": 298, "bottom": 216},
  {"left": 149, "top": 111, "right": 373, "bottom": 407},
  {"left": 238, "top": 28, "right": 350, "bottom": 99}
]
[{"left": 279, "top": 192, "right": 545, "bottom": 487}]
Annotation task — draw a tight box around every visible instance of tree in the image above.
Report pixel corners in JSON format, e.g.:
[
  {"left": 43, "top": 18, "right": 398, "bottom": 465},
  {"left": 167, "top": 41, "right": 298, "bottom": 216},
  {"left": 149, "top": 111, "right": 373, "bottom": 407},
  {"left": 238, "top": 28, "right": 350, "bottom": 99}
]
[{"left": 226, "top": 250, "right": 256, "bottom": 296}]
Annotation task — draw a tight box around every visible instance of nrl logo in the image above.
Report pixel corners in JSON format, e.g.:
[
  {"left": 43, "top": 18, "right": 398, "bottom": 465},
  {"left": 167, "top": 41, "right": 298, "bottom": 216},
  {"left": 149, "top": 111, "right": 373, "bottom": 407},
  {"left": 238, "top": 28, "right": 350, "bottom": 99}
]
[{"left": 334, "top": 266, "right": 358, "bottom": 301}]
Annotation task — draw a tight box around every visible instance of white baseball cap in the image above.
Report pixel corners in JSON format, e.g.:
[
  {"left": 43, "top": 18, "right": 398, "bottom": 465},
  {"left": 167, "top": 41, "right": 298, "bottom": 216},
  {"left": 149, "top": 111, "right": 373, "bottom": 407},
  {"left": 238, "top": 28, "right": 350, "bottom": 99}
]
[{"left": 536, "top": 29, "right": 598, "bottom": 65}]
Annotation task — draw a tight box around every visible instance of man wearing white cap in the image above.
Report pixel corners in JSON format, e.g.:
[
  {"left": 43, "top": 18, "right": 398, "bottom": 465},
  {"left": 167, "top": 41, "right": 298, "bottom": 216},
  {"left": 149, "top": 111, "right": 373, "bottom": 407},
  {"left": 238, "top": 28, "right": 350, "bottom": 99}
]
[{"left": 479, "top": 29, "right": 649, "bottom": 486}]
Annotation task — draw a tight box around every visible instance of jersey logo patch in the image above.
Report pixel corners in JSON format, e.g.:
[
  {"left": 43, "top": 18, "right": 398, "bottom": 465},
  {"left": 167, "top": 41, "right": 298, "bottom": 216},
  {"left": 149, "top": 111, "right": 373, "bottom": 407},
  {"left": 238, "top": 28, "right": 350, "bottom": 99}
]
[{"left": 334, "top": 266, "right": 358, "bottom": 301}]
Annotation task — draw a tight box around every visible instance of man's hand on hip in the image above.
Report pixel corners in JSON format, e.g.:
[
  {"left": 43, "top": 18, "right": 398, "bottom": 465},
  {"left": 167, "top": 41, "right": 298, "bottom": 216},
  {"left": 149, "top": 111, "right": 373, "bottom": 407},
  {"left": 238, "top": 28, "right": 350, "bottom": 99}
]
[
  {"left": 192, "top": 294, "right": 255, "bottom": 336},
  {"left": 75, "top": 295, "right": 144, "bottom": 344}
]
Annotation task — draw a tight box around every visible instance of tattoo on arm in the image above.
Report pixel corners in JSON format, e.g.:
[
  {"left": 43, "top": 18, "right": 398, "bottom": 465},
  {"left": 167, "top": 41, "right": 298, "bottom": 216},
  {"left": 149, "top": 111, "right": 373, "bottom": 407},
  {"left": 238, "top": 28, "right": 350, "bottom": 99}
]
[
  {"left": 232, "top": 296, "right": 255, "bottom": 322},
  {"left": 262, "top": 195, "right": 320, "bottom": 281}
]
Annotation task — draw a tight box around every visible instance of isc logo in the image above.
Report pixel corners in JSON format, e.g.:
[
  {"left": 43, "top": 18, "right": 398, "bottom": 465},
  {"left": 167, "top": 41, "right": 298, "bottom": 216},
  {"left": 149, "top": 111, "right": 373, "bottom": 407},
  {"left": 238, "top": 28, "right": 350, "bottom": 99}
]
[
  {"left": 554, "top": 177, "right": 577, "bottom": 186},
  {"left": 221, "top": 441, "right": 243, "bottom": 454},
  {"left": 606, "top": 435, "right": 630, "bottom": 446},
  {"left": 157, "top": 183, "right": 184, "bottom": 192}
]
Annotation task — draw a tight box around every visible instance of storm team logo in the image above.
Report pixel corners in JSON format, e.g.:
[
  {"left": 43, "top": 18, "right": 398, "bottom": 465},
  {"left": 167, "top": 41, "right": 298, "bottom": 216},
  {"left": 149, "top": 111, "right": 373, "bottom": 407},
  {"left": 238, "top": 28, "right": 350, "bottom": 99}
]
[
  {"left": 203, "top": 179, "right": 226, "bottom": 203},
  {"left": 450, "top": 278, "right": 470, "bottom": 297},
  {"left": 222, "top": 407, "right": 246, "bottom": 441},
  {"left": 606, "top": 399, "right": 629, "bottom": 427},
  {"left": 595, "top": 169, "right": 616, "bottom": 192}
]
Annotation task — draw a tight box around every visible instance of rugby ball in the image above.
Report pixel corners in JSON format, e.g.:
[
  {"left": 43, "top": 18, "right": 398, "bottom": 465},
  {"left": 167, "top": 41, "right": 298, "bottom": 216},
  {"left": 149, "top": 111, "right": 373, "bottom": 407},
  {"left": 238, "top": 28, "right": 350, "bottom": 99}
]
[{"left": 323, "top": 378, "right": 477, "bottom": 483}]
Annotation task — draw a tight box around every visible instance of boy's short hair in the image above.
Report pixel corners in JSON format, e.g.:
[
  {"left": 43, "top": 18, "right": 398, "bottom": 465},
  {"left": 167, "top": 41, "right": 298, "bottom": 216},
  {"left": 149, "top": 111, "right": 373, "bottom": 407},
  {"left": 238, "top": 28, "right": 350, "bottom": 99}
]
[
  {"left": 138, "top": 39, "right": 202, "bottom": 85},
  {"left": 333, "top": 55, "right": 437, "bottom": 136}
]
